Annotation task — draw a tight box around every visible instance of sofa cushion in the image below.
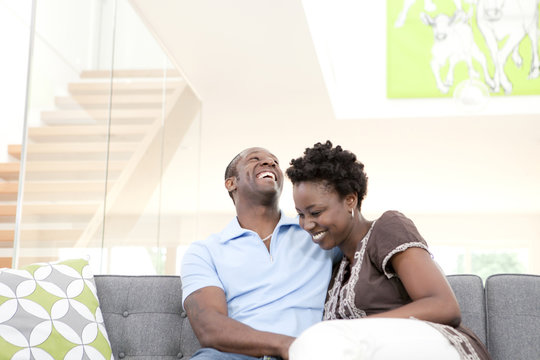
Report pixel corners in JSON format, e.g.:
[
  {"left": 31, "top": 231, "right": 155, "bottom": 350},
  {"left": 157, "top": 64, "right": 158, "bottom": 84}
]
[
  {"left": 485, "top": 274, "right": 540, "bottom": 360},
  {"left": 0, "top": 258, "right": 113, "bottom": 360},
  {"left": 447, "top": 274, "right": 487, "bottom": 345},
  {"left": 94, "top": 275, "right": 200, "bottom": 360}
]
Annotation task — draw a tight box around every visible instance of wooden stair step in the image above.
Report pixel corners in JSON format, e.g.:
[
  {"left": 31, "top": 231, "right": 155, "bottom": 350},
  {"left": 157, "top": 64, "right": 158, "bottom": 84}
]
[
  {"left": 0, "top": 257, "right": 12, "bottom": 268},
  {"left": 9, "top": 202, "right": 101, "bottom": 224},
  {"left": 24, "top": 181, "right": 110, "bottom": 193},
  {"left": 0, "top": 163, "right": 20, "bottom": 180},
  {"left": 68, "top": 80, "right": 183, "bottom": 95},
  {"left": 22, "top": 181, "right": 112, "bottom": 202},
  {"left": 23, "top": 161, "right": 126, "bottom": 181},
  {"left": 1, "top": 203, "right": 99, "bottom": 220},
  {"left": 1, "top": 160, "right": 126, "bottom": 182},
  {"left": 9, "top": 143, "right": 138, "bottom": 160},
  {"left": 0, "top": 183, "right": 18, "bottom": 201},
  {"left": 25, "top": 160, "right": 127, "bottom": 172},
  {"left": 1, "top": 180, "right": 107, "bottom": 203},
  {"left": 0, "top": 205, "right": 16, "bottom": 217},
  {"left": 55, "top": 94, "right": 167, "bottom": 109},
  {"left": 41, "top": 109, "right": 162, "bottom": 125},
  {"left": 0, "top": 229, "right": 83, "bottom": 244},
  {"left": 28, "top": 125, "right": 150, "bottom": 142},
  {"left": 19, "top": 202, "right": 100, "bottom": 216},
  {"left": 0, "top": 230, "right": 14, "bottom": 243},
  {"left": 80, "top": 69, "right": 181, "bottom": 79}
]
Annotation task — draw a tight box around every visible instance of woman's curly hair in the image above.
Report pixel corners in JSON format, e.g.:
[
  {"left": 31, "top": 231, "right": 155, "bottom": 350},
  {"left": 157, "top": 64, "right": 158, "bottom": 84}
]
[{"left": 286, "top": 141, "right": 368, "bottom": 207}]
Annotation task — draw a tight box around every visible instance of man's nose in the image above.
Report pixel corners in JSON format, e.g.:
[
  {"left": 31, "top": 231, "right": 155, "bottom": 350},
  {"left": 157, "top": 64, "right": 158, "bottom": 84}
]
[{"left": 261, "top": 157, "right": 276, "bottom": 167}]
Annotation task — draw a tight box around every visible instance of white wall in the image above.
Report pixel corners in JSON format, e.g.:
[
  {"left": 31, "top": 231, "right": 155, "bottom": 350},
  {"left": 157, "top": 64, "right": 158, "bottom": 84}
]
[
  {"left": 130, "top": 0, "right": 540, "bottom": 276},
  {"left": 0, "top": 0, "right": 32, "bottom": 162},
  {"left": 3, "top": 0, "right": 539, "bottom": 275}
]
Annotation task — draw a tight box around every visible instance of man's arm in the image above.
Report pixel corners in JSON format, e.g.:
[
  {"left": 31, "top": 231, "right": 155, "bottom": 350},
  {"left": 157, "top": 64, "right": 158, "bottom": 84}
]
[{"left": 184, "top": 286, "right": 294, "bottom": 359}]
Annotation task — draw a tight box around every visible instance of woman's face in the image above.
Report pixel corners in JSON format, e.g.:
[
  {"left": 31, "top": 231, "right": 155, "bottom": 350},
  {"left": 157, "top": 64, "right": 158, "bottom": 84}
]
[{"left": 293, "top": 181, "right": 354, "bottom": 250}]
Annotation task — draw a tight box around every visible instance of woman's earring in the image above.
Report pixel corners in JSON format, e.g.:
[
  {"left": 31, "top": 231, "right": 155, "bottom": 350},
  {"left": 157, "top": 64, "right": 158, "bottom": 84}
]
[{"left": 351, "top": 208, "right": 355, "bottom": 218}]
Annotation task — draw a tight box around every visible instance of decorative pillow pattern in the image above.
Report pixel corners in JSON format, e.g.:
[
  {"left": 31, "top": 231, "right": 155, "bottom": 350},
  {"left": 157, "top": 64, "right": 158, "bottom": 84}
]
[{"left": 0, "top": 258, "right": 113, "bottom": 360}]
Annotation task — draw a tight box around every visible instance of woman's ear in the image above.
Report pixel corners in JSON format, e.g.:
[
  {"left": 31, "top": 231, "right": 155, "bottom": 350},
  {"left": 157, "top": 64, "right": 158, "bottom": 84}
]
[{"left": 345, "top": 193, "right": 358, "bottom": 212}]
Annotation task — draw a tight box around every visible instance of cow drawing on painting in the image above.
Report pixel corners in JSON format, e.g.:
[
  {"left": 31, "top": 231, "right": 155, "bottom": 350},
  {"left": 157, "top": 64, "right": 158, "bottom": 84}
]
[
  {"left": 421, "top": 9, "right": 494, "bottom": 93},
  {"left": 476, "top": 0, "right": 540, "bottom": 94},
  {"left": 395, "top": 0, "right": 465, "bottom": 27}
]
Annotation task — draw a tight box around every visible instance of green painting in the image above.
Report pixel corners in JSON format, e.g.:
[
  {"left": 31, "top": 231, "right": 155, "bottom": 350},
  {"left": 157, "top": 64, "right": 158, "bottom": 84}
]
[{"left": 387, "top": 0, "right": 540, "bottom": 98}]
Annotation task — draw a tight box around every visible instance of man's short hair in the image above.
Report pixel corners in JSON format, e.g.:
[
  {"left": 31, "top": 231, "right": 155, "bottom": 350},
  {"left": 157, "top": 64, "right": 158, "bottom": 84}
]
[
  {"left": 224, "top": 151, "right": 245, "bottom": 201},
  {"left": 224, "top": 152, "right": 243, "bottom": 180}
]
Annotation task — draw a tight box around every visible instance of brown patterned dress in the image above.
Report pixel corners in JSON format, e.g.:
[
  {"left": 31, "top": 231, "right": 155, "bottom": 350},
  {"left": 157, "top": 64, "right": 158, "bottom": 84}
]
[{"left": 324, "top": 210, "right": 491, "bottom": 360}]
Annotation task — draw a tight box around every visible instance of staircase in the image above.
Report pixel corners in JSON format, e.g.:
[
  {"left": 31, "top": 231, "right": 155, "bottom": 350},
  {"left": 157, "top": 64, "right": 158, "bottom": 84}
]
[{"left": 0, "top": 69, "right": 200, "bottom": 268}]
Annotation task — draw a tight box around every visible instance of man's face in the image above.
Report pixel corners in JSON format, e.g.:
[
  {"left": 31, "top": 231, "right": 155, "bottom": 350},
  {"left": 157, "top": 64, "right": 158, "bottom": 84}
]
[{"left": 233, "top": 148, "right": 283, "bottom": 200}]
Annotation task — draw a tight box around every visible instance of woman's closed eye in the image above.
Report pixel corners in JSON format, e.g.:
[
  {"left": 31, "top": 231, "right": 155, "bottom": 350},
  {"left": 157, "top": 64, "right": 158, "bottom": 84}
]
[
  {"left": 306, "top": 209, "right": 323, "bottom": 218},
  {"left": 297, "top": 209, "right": 323, "bottom": 219}
]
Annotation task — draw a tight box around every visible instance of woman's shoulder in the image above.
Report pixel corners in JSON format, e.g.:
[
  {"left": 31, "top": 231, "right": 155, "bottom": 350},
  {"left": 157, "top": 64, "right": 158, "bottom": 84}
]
[
  {"left": 372, "top": 210, "right": 425, "bottom": 244},
  {"left": 376, "top": 210, "right": 412, "bottom": 227},
  {"left": 368, "top": 210, "right": 429, "bottom": 274}
]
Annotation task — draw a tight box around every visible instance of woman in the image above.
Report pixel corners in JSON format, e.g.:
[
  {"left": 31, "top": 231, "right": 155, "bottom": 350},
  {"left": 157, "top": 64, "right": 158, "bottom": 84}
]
[{"left": 285, "top": 141, "right": 490, "bottom": 360}]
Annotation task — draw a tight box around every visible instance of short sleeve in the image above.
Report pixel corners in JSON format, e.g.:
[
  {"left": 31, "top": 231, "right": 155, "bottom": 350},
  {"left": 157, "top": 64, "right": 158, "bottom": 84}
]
[
  {"left": 368, "top": 211, "right": 430, "bottom": 279},
  {"left": 180, "top": 239, "right": 224, "bottom": 307}
]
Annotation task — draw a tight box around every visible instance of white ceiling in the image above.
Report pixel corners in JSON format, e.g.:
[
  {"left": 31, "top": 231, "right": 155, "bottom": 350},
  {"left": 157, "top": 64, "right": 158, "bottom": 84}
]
[{"left": 130, "top": 0, "right": 540, "bottom": 219}]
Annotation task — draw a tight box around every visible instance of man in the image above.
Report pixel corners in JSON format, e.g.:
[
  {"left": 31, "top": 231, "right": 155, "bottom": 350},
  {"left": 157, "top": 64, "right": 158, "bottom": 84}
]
[{"left": 181, "top": 147, "right": 338, "bottom": 360}]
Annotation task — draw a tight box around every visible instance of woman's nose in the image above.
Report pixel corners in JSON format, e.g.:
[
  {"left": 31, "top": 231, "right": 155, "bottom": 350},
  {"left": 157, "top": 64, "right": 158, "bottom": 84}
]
[{"left": 302, "top": 218, "right": 315, "bottom": 231}]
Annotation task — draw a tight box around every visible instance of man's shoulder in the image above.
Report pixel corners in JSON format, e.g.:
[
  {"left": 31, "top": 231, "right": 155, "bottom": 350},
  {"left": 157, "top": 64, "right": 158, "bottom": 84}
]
[
  {"left": 181, "top": 232, "right": 225, "bottom": 270},
  {"left": 278, "top": 213, "right": 300, "bottom": 225},
  {"left": 187, "top": 232, "right": 225, "bottom": 252},
  {"left": 189, "top": 217, "right": 240, "bottom": 246}
]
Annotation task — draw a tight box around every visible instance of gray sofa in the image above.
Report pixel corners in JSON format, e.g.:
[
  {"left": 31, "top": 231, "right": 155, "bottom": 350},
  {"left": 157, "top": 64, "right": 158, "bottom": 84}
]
[{"left": 94, "top": 274, "right": 540, "bottom": 360}]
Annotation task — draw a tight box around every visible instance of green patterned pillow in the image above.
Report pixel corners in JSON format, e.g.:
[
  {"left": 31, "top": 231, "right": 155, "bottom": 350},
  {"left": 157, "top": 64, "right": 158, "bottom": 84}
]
[{"left": 0, "top": 258, "right": 113, "bottom": 360}]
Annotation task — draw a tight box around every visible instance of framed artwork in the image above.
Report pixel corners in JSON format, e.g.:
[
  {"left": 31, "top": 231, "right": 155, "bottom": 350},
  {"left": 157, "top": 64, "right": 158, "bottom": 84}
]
[{"left": 387, "top": 0, "right": 540, "bottom": 98}]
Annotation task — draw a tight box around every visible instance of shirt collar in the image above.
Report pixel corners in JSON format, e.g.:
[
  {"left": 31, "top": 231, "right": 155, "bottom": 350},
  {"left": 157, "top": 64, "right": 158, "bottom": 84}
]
[{"left": 220, "top": 212, "right": 299, "bottom": 243}]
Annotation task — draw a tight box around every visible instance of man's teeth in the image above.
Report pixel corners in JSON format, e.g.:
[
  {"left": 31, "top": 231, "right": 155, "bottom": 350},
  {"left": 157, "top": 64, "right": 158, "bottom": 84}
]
[
  {"left": 312, "top": 232, "right": 327, "bottom": 241},
  {"left": 257, "top": 171, "right": 275, "bottom": 180}
]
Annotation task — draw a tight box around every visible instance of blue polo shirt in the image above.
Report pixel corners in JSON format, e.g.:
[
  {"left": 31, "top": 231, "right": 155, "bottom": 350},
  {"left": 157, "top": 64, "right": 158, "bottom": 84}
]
[{"left": 181, "top": 213, "right": 338, "bottom": 337}]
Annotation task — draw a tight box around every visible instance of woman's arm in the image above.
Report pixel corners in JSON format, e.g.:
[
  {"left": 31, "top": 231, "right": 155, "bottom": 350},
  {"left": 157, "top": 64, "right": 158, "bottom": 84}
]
[
  {"left": 184, "top": 286, "right": 294, "bottom": 359},
  {"left": 368, "top": 247, "right": 461, "bottom": 327}
]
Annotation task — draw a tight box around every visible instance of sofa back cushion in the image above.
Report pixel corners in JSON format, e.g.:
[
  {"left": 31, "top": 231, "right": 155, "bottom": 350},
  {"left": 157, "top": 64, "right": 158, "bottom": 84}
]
[
  {"left": 447, "top": 274, "right": 487, "bottom": 345},
  {"left": 95, "top": 275, "right": 200, "bottom": 360},
  {"left": 485, "top": 274, "right": 540, "bottom": 360}
]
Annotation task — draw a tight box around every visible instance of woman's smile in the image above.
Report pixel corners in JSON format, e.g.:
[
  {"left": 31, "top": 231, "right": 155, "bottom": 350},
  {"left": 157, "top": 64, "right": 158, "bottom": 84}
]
[{"left": 312, "top": 231, "right": 328, "bottom": 243}]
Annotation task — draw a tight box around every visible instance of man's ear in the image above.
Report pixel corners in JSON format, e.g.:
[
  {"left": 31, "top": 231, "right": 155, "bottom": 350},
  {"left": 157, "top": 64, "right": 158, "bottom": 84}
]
[{"left": 225, "top": 177, "right": 237, "bottom": 193}]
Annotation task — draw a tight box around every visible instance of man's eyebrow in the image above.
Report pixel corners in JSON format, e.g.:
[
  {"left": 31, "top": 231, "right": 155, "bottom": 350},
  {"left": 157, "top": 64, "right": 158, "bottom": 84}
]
[{"left": 247, "top": 151, "right": 279, "bottom": 161}]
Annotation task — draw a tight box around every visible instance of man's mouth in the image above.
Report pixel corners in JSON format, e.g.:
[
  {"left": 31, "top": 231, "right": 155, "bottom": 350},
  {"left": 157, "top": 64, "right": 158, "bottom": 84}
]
[{"left": 256, "top": 171, "right": 276, "bottom": 181}]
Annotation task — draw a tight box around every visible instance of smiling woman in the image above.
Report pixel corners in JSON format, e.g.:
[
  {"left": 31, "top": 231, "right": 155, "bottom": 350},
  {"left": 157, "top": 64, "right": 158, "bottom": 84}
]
[{"left": 286, "top": 141, "right": 491, "bottom": 360}]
